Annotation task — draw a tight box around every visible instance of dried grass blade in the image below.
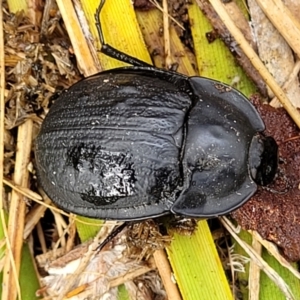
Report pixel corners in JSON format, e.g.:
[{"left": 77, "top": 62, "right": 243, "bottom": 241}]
[
  {"left": 256, "top": 0, "right": 300, "bottom": 59},
  {"left": 2, "top": 120, "right": 33, "bottom": 300},
  {"left": 56, "top": 0, "right": 99, "bottom": 76},
  {"left": 203, "top": 0, "right": 300, "bottom": 128},
  {"left": 221, "top": 217, "right": 295, "bottom": 299}
]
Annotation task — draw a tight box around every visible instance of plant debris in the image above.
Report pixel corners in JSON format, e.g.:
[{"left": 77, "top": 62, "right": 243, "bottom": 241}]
[
  {"left": 126, "top": 220, "right": 172, "bottom": 261},
  {"left": 3, "top": 7, "right": 80, "bottom": 175},
  {"left": 35, "top": 221, "right": 171, "bottom": 299}
]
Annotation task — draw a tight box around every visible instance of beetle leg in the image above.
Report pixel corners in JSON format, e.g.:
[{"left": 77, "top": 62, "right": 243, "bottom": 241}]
[
  {"left": 94, "top": 0, "right": 153, "bottom": 68},
  {"left": 96, "top": 222, "right": 128, "bottom": 252}
]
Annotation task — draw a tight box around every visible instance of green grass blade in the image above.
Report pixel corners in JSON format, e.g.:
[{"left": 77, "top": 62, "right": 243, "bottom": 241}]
[
  {"left": 188, "top": 0, "right": 256, "bottom": 96},
  {"left": 261, "top": 248, "right": 300, "bottom": 299},
  {"left": 75, "top": 216, "right": 103, "bottom": 242},
  {"left": 19, "top": 244, "right": 41, "bottom": 300},
  {"left": 167, "top": 221, "right": 233, "bottom": 300}
]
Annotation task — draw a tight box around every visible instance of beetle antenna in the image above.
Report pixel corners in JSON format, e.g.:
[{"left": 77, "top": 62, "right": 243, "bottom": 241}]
[{"left": 94, "top": 0, "right": 152, "bottom": 67}]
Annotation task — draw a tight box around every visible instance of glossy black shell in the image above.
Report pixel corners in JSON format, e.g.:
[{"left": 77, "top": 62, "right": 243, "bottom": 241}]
[{"left": 35, "top": 67, "right": 277, "bottom": 220}]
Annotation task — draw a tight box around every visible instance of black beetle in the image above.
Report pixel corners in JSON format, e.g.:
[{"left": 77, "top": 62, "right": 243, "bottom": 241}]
[{"left": 35, "top": 0, "right": 278, "bottom": 220}]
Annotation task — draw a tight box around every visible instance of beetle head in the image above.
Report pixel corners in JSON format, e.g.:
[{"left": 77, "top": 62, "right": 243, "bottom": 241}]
[{"left": 249, "top": 135, "right": 278, "bottom": 186}]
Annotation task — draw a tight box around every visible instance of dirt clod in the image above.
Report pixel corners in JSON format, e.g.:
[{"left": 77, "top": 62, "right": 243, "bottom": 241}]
[{"left": 232, "top": 96, "right": 300, "bottom": 261}]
